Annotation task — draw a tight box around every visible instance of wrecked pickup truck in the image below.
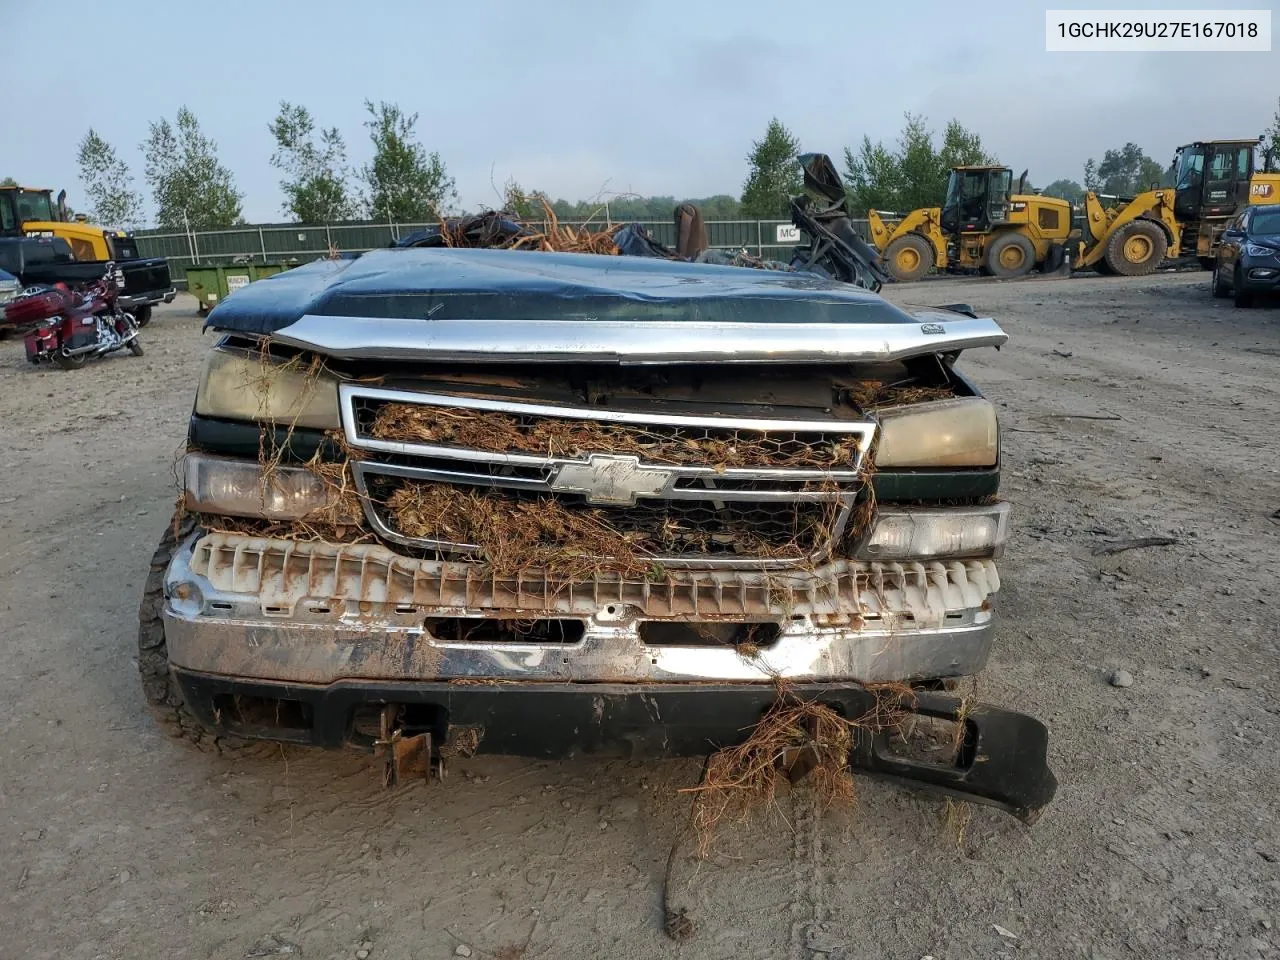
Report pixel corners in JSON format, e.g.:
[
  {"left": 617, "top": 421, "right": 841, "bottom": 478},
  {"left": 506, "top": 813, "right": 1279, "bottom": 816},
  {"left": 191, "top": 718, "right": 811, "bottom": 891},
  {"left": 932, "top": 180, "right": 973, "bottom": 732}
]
[{"left": 139, "top": 177, "right": 1055, "bottom": 823}]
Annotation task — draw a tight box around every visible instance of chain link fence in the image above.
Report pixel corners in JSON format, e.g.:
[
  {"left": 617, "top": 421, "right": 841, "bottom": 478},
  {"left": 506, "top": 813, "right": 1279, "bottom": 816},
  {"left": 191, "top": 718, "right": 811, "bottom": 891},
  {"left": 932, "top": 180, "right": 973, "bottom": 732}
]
[{"left": 135, "top": 217, "right": 872, "bottom": 285}]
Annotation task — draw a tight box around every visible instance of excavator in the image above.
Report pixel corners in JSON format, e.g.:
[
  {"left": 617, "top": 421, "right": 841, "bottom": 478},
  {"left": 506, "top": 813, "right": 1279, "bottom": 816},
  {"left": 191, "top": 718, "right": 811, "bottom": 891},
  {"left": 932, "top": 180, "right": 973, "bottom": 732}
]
[{"left": 869, "top": 166, "right": 1074, "bottom": 281}]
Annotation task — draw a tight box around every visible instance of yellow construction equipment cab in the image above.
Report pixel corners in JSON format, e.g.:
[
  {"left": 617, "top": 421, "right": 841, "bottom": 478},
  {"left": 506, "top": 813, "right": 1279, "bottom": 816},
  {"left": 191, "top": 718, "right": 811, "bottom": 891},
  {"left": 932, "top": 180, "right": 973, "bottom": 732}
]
[
  {"left": 868, "top": 166, "right": 1073, "bottom": 282},
  {"left": 1170, "top": 139, "right": 1280, "bottom": 264},
  {"left": 0, "top": 185, "right": 141, "bottom": 261}
]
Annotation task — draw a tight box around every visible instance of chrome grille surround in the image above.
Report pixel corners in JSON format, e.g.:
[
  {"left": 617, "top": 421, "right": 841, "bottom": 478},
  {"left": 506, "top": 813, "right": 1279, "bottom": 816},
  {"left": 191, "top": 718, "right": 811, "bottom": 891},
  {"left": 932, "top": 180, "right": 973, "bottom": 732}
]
[{"left": 339, "top": 384, "right": 876, "bottom": 569}]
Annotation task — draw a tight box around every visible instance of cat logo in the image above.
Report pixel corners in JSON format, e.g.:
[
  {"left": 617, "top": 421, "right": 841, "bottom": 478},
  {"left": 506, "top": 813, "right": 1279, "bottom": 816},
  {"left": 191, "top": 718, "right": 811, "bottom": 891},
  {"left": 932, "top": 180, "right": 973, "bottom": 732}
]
[{"left": 1251, "top": 183, "right": 1274, "bottom": 198}]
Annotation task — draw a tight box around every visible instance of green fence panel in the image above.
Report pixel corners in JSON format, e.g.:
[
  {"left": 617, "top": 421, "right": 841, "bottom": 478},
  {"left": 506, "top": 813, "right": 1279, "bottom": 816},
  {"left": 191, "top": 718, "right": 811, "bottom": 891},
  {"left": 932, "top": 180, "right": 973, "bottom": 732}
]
[{"left": 134, "top": 217, "right": 873, "bottom": 288}]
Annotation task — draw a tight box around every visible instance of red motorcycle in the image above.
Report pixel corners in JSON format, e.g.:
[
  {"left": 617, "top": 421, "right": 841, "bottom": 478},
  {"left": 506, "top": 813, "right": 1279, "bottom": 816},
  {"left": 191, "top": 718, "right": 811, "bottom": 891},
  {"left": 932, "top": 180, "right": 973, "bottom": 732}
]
[{"left": 2, "top": 263, "right": 143, "bottom": 370}]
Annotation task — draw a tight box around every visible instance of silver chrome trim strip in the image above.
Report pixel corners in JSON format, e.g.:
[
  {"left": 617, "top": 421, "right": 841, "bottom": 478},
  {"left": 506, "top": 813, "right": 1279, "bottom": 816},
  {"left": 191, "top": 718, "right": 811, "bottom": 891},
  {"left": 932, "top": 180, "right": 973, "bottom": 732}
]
[
  {"left": 339, "top": 383, "right": 872, "bottom": 479},
  {"left": 276, "top": 315, "right": 1008, "bottom": 365}
]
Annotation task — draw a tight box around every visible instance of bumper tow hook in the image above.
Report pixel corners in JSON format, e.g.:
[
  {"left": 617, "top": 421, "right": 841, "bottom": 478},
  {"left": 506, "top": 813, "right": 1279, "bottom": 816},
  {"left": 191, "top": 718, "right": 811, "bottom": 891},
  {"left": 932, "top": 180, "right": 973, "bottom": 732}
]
[{"left": 375, "top": 706, "right": 443, "bottom": 787}]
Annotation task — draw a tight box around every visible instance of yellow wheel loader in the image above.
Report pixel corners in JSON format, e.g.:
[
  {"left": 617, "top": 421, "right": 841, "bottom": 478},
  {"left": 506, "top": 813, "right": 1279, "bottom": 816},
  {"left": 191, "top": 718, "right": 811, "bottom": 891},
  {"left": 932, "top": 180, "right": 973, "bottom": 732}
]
[
  {"left": 1074, "top": 140, "right": 1280, "bottom": 276},
  {"left": 868, "top": 166, "right": 1073, "bottom": 282},
  {"left": 1168, "top": 139, "right": 1280, "bottom": 265},
  {"left": 0, "top": 185, "right": 139, "bottom": 261}
]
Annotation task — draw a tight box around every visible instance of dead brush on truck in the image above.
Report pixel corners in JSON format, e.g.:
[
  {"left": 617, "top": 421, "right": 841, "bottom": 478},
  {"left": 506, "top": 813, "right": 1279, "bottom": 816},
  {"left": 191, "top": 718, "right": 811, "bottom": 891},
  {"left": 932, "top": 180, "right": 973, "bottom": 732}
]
[{"left": 148, "top": 155, "right": 1056, "bottom": 856}]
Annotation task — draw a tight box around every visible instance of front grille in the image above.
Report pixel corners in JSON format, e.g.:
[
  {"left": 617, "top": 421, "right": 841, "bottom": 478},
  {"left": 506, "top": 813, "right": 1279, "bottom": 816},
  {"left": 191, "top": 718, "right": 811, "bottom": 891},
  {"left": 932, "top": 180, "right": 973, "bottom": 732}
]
[
  {"left": 340, "top": 384, "right": 875, "bottom": 570},
  {"left": 357, "top": 470, "right": 839, "bottom": 562}
]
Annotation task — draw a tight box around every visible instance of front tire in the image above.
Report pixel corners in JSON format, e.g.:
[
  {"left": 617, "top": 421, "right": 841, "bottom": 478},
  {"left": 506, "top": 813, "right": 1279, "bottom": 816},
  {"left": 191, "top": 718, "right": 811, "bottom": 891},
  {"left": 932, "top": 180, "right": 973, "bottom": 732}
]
[
  {"left": 137, "top": 514, "right": 252, "bottom": 753},
  {"left": 128, "top": 337, "right": 145, "bottom": 357},
  {"left": 985, "top": 232, "right": 1036, "bottom": 279},
  {"left": 1233, "top": 269, "right": 1253, "bottom": 308},
  {"left": 1104, "top": 221, "right": 1167, "bottom": 276},
  {"left": 1211, "top": 265, "right": 1230, "bottom": 299},
  {"left": 882, "top": 234, "right": 934, "bottom": 282}
]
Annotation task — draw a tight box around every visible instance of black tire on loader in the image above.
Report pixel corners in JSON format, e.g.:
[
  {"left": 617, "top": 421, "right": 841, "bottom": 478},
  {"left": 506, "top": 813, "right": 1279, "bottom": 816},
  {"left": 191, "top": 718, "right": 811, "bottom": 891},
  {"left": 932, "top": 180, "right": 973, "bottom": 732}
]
[
  {"left": 985, "top": 232, "right": 1036, "bottom": 279},
  {"left": 1103, "top": 220, "right": 1167, "bottom": 276},
  {"left": 882, "top": 234, "right": 934, "bottom": 282},
  {"left": 137, "top": 514, "right": 260, "bottom": 754}
]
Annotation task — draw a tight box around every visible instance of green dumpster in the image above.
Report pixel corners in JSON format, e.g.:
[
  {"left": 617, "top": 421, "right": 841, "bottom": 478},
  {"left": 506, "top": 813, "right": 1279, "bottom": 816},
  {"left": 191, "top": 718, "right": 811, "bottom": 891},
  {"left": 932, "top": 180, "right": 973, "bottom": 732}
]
[{"left": 186, "top": 261, "right": 297, "bottom": 316}]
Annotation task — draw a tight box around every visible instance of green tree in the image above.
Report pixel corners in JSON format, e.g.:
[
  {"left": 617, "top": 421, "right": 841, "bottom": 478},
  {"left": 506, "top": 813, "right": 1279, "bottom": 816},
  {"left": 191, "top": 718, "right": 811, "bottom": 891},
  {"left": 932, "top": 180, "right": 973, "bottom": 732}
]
[
  {"left": 1263, "top": 97, "right": 1280, "bottom": 171},
  {"left": 694, "top": 194, "right": 741, "bottom": 218},
  {"left": 843, "top": 137, "right": 903, "bottom": 213},
  {"left": 1, "top": 176, "right": 17, "bottom": 187},
  {"left": 938, "top": 119, "right": 997, "bottom": 171},
  {"left": 502, "top": 179, "right": 549, "bottom": 219},
  {"left": 1042, "top": 179, "right": 1084, "bottom": 204},
  {"left": 76, "top": 129, "right": 143, "bottom": 227},
  {"left": 361, "top": 100, "right": 455, "bottom": 223},
  {"left": 1083, "top": 159, "right": 1100, "bottom": 192},
  {"left": 894, "top": 114, "right": 947, "bottom": 212},
  {"left": 269, "top": 102, "right": 355, "bottom": 223},
  {"left": 740, "top": 118, "right": 802, "bottom": 218},
  {"left": 1088, "top": 143, "right": 1165, "bottom": 196},
  {"left": 843, "top": 115, "right": 994, "bottom": 214},
  {"left": 141, "top": 107, "right": 243, "bottom": 228}
]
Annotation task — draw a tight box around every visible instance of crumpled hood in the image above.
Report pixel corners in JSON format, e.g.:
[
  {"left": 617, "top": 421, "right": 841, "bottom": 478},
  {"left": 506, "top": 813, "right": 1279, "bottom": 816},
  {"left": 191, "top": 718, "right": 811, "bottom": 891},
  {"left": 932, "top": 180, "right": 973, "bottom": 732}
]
[{"left": 206, "top": 247, "right": 1007, "bottom": 364}]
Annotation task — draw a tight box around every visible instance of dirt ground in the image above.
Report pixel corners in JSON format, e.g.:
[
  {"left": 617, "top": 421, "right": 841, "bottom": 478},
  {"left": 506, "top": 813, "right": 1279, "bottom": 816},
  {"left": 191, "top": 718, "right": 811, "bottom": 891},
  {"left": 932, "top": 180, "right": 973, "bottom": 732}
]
[{"left": 1, "top": 273, "right": 1278, "bottom": 960}]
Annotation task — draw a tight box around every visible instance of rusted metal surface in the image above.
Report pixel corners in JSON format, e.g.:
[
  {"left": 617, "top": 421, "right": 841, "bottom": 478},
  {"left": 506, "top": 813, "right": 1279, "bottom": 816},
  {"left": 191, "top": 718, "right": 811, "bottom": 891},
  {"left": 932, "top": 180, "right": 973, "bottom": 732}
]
[
  {"left": 375, "top": 706, "right": 432, "bottom": 787},
  {"left": 183, "top": 532, "right": 999, "bottom": 621},
  {"left": 163, "top": 533, "right": 999, "bottom": 687}
]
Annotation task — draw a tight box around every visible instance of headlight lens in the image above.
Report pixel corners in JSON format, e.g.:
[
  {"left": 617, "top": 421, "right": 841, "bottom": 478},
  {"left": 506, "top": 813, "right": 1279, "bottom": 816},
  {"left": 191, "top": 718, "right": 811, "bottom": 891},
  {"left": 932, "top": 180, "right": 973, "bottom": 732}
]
[
  {"left": 1244, "top": 243, "right": 1279, "bottom": 258},
  {"left": 857, "top": 503, "right": 1010, "bottom": 560},
  {"left": 874, "top": 397, "right": 998, "bottom": 468},
  {"left": 194, "top": 346, "right": 340, "bottom": 429},
  {"left": 183, "top": 453, "right": 352, "bottom": 521}
]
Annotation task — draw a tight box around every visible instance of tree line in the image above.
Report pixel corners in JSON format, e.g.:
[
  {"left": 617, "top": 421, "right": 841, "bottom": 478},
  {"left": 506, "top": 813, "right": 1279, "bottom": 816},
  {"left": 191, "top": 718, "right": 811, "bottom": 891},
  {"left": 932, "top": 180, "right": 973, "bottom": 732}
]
[{"left": 10, "top": 97, "right": 1280, "bottom": 230}]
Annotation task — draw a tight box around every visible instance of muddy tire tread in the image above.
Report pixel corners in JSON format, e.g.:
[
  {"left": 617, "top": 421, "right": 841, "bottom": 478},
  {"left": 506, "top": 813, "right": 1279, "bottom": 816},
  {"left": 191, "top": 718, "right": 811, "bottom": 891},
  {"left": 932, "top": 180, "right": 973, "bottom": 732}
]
[{"left": 137, "top": 513, "right": 262, "bottom": 755}]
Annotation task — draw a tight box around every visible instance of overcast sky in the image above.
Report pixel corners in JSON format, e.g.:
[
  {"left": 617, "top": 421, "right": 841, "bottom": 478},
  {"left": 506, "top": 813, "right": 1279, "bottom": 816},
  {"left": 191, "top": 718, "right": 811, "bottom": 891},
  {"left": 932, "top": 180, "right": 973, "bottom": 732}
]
[{"left": 3, "top": 0, "right": 1277, "bottom": 224}]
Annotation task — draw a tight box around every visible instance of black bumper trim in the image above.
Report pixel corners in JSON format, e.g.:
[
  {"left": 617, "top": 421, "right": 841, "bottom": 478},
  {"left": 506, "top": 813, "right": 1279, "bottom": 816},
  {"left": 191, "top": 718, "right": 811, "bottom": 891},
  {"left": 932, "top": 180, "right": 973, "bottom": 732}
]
[{"left": 172, "top": 670, "right": 1056, "bottom": 822}]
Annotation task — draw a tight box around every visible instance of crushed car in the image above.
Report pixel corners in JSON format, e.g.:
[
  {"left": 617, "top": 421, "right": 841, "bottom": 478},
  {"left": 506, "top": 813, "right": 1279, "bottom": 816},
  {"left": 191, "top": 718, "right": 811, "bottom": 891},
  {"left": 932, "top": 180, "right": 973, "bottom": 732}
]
[{"left": 139, "top": 155, "right": 1056, "bottom": 823}]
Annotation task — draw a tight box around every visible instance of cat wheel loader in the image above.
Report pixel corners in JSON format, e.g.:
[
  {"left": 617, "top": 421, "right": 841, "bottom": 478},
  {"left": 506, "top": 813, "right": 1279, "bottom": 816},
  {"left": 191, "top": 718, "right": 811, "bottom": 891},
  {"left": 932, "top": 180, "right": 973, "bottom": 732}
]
[
  {"left": 1075, "top": 139, "right": 1280, "bottom": 276},
  {"left": 1168, "top": 138, "right": 1280, "bottom": 266},
  {"left": 869, "top": 166, "right": 1073, "bottom": 282}
]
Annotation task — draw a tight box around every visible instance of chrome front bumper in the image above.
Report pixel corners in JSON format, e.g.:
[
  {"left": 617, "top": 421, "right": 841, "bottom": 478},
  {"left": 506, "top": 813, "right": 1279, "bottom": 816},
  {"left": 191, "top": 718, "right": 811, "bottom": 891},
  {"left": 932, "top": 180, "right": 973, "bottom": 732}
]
[{"left": 162, "top": 533, "right": 1000, "bottom": 686}]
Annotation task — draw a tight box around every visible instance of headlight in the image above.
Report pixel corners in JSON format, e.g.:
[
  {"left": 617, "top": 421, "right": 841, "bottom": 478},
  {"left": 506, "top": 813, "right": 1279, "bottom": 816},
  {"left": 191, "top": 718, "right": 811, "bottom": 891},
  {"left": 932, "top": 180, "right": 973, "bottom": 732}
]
[
  {"left": 1244, "top": 243, "right": 1278, "bottom": 258},
  {"left": 874, "top": 397, "right": 998, "bottom": 468},
  {"left": 194, "top": 346, "right": 340, "bottom": 429},
  {"left": 183, "top": 453, "right": 353, "bottom": 521},
  {"left": 856, "top": 503, "right": 1010, "bottom": 560}
]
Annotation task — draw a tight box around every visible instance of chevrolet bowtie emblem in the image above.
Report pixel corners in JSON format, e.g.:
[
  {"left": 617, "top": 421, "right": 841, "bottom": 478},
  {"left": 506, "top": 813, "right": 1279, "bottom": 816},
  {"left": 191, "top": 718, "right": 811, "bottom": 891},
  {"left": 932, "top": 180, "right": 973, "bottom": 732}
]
[{"left": 550, "top": 454, "right": 675, "bottom": 505}]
